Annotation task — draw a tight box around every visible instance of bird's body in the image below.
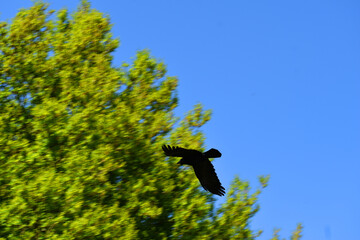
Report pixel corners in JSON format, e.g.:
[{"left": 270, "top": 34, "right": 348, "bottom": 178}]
[{"left": 162, "top": 145, "right": 225, "bottom": 196}]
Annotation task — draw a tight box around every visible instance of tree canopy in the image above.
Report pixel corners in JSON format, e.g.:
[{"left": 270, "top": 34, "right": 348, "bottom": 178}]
[{"left": 0, "top": 1, "right": 302, "bottom": 239}]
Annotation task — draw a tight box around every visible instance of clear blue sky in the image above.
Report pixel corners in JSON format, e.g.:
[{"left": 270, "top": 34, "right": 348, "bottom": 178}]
[{"left": 1, "top": 1, "right": 359, "bottom": 239}]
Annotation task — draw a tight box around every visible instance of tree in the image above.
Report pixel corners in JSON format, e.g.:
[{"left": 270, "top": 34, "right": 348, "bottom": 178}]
[{"left": 0, "top": 1, "right": 302, "bottom": 239}]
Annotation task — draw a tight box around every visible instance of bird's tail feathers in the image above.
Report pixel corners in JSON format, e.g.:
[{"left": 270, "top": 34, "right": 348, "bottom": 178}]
[{"left": 204, "top": 148, "right": 222, "bottom": 158}]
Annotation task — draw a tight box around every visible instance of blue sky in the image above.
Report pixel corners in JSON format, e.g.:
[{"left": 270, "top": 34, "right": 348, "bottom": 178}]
[{"left": 1, "top": 1, "right": 359, "bottom": 239}]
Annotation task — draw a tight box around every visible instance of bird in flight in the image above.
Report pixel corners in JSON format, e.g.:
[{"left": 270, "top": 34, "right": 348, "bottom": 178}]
[{"left": 162, "top": 145, "right": 225, "bottom": 196}]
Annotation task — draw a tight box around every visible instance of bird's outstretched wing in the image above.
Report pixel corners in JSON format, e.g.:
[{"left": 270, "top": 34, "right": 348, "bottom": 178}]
[
  {"left": 162, "top": 145, "right": 201, "bottom": 158},
  {"left": 193, "top": 160, "right": 225, "bottom": 196}
]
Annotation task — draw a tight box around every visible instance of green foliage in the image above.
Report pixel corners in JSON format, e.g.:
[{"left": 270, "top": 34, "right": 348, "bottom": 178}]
[
  {"left": 0, "top": 1, "right": 303, "bottom": 239},
  {"left": 291, "top": 224, "right": 303, "bottom": 240}
]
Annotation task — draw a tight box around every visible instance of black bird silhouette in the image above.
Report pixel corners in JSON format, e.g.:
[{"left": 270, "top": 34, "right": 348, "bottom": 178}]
[{"left": 162, "top": 145, "right": 225, "bottom": 196}]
